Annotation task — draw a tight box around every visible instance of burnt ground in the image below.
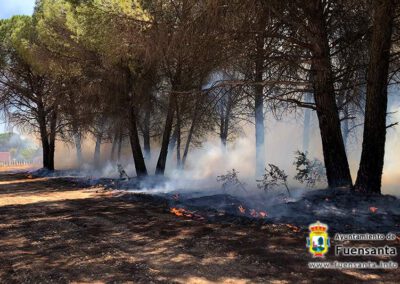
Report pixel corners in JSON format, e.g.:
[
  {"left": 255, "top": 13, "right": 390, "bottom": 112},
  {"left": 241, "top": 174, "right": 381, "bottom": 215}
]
[{"left": 0, "top": 171, "right": 399, "bottom": 283}]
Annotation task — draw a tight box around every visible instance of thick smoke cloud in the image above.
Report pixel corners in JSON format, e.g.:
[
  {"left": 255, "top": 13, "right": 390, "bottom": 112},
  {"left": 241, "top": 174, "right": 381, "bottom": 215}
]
[{"left": 52, "top": 92, "right": 400, "bottom": 195}]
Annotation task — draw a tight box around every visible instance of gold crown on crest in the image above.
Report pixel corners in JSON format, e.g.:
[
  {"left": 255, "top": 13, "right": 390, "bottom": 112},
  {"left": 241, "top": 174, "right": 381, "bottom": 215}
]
[{"left": 309, "top": 221, "right": 328, "bottom": 232}]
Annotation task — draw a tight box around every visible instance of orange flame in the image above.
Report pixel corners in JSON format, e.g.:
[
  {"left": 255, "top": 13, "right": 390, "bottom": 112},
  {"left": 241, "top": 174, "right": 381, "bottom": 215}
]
[
  {"left": 286, "top": 224, "right": 300, "bottom": 232},
  {"left": 170, "top": 207, "right": 193, "bottom": 218},
  {"left": 369, "top": 207, "right": 378, "bottom": 213},
  {"left": 259, "top": 211, "right": 268, "bottom": 218},
  {"left": 170, "top": 207, "right": 184, "bottom": 216},
  {"left": 238, "top": 206, "right": 267, "bottom": 219}
]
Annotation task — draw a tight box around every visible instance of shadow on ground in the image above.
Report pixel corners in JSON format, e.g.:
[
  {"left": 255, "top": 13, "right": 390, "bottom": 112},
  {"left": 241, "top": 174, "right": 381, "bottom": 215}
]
[{"left": 0, "top": 173, "right": 399, "bottom": 283}]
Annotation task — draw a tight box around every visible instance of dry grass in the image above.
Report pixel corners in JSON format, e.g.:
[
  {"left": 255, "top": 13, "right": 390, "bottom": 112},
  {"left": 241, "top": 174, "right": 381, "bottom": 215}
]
[
  {"left": 0, "top": 165, "right": 37, "bottom": 172},
  {"left": 0, "top": 187, "right": 99, "bottom": 207}
]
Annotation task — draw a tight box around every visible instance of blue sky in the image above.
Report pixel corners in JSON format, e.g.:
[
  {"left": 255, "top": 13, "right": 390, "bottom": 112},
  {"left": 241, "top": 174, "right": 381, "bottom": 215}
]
[{"left": 0, "top": 0, "right": 35, "bottom": 19}]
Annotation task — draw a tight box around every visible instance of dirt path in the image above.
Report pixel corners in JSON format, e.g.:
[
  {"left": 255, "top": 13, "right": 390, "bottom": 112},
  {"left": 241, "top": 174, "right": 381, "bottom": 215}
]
[{"left": 0, "top": 172, "right": 399, "bottom": 283}]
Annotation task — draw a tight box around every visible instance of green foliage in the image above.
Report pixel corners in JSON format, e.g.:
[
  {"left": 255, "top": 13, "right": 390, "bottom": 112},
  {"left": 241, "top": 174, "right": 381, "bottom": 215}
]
[
  {"left": 217, "top": 169, "right": 247, "bottom": 193},
  {"left": 20, "top": 147, "right": 38, "bottom": 160},
  {"left": 0, "top": 16, "right": 35, "bottom": 66},
  {"left": 33, "top": 0, "right": 151, "bottom": 75},
  {"left": 0, "top": 133, "right": 39, "bottom": 161},
  {"left": 0, "top": 132, "right": 14, "bottom": 144},
  {"left": 33, "top": 0, "right": 83, "bottom": 76},
  {"left": 257, "top": 164, "right": 291, "bottom": 196},
  {"left": 293, "top": 151, "right": 326, "bottom": 188}
]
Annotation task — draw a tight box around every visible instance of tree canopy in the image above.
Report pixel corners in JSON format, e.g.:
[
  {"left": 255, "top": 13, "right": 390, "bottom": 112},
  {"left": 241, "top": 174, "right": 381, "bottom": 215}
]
[{"left": 0, "top": 0, "right": 398, "bottom": 193}]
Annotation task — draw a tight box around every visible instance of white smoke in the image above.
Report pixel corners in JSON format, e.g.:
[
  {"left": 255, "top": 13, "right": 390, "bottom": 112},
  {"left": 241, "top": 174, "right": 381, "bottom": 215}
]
[{"left": 50, "top": 94, "right": 400, "bottom": 195}]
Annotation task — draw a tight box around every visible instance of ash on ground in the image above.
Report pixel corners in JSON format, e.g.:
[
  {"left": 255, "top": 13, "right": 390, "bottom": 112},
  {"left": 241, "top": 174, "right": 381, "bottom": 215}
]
[
  {"left": 115, "top": 183, "right": 400, "bottom": 233},
  {"left": 266, "top": 188, "right": 400, "bottom": 233},
  {"left": 29, "top": 168, "right": 400, "bottom": 234}
]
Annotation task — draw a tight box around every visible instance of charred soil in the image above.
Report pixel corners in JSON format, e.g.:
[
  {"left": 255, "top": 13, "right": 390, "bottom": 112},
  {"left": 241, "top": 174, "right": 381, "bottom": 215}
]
[{"left": 0, "top": 172, "right": 399, "bottom": 283}]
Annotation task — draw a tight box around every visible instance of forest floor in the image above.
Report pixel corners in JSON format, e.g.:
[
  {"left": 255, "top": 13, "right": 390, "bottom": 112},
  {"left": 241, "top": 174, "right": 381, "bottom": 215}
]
[{"left": 0, "top": 169, "right": 399, "bottom": 283}]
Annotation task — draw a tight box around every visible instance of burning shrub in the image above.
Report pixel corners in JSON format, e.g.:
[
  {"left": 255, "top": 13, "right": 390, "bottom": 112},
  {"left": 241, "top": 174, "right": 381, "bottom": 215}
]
[
  {"left": 237, "top": 205, "right": 268, "bottom": 219},
  {"left": 293, "top": 151, "right": 326, "bottom": 188},
  {"left": 257, "top": 164, "right": 291, "bottom": 197},
  {"left": 217, "top": 169, "right": 247, "bottom": 193}
]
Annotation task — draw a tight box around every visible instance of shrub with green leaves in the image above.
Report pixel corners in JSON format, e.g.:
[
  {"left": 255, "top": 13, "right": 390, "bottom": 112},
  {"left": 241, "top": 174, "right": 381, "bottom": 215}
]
[
  {"left": 257, "top": 164, "right": 291, "bottom": 197},
  {"left": 293, "top": 151, "right": 326, "bottom": 188},
  {"left": 217, "top": 169, "right": 247, "bottom": 193}
]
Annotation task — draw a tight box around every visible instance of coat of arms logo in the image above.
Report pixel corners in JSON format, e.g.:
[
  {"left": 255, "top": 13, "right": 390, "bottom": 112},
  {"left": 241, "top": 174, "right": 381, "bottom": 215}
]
[{"left": 306, "top": 221, "right": 330, "bottom": 257}]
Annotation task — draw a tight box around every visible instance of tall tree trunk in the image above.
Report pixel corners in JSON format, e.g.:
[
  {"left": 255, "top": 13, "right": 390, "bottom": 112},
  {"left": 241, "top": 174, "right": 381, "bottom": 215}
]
[
  {"left": 41, "top": 141, "right": 50, "bottom": 169},
  {"left": 310, "top": 4, "right": 352, "bottom": 188},
  {"left": 220, "top": 94, "right": 231, "bottom": 148},
  {"left": 143, "top": 112, "right": 151, "bottom": 160},
  {"left": 168, "top": 125, "right": 178, "bottom": 156},
  {"left": 41, "top": 139, "right": 49, "bottom": 168},
  {"left": 110, "top": 132, "right": 118, "bottom": 161},
  {"left": 175, "top": 97, "right": 182, "bottom": 169},
  {"left": 74, "top": 132, "right": 83, "bottom": 166},
  {"left": 117, "top": 131, "right": 123, "bottom": 162},
  {"left": 341, "top": 104, "right": 349, "bottom": 151},
  {"left": 176, "top": 127, "right": 181, "bottom": 168},
  {"left": 94, "top": 133, "right": 102, "bottom": 168},
  {"left": 124, "top": 66, "right": 148, "bottom": 177},
  {"left": 355, "top": 0, "right": 395, "bottom": 193},
  {"left": 255, "top": 91, "right": 265, "bottom": 178},
  {"left": 303, "top": 93, "right": 312, "bottom": 152},
  {"left": 143, "top": 92, "right": 151, "bottom": 160},
  {"left": 39, "top": 126, "right": 50, "bottom": 170},
  {"left": 220, "top": 115, "right": 228, "bottom": 148},
  {"left": 38, "top": 103, "right": 56, "bottom": 171},
  {"left": 37, "top": 101, "right": 51, "bottom": 170},
  {"left": 254, "top": 64, "right": 265, "bottom": 178},
  {"left": 128, "top": 106, "right": 148, "bottom": 177},
  {"left": 93, "top": 120, "right": 105, "bottom": 168},
  {"left": 48, "top": 110, "right": 57, "bottom": 171},
  {"left": 219, "top": 105, "right": 227, "bottom": 147},
  {"left": 254, "top": 4, "right": 267, "bottom": 178},
  {"left": 156, "top": 93, "right": 177, "bottom": 175},
  {"left": 182, "top": 96, "right": 202, "bottom": 167},
  {"left": 224, "top": 101, "right": 231, "bottom": 144},
  {"left": 220, "top": 131, "right": 227, "bottom": 147},
  {"left": 182, "top": 118, "right": 195, "bottom": 167},
  {"left": 156, "top": 63, "right": 182, "bottom": 175}
]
